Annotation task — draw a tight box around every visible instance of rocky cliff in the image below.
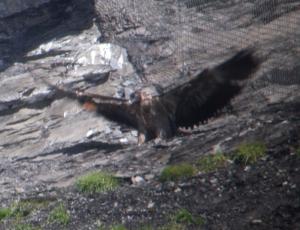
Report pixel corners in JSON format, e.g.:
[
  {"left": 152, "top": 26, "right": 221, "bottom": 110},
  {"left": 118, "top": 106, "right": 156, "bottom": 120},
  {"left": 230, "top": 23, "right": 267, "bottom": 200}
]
[{"left": 0, "top": 0, "right": 300, "bottom": 229}]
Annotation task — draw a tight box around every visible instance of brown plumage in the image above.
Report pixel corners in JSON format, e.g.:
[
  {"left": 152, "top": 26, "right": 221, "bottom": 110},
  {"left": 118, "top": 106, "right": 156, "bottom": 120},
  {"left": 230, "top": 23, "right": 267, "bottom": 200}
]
[{"left": 47, "top": 48, "right": 260, "bottom": 144}]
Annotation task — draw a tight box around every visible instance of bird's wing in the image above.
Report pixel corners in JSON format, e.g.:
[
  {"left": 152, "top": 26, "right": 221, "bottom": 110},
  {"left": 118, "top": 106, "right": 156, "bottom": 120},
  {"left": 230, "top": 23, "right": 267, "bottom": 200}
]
[
  {"left": 161, "top": 48, "right": 260, "bottom": 128},
  {"left": 45, "top": 82, "right": 138, "bottom": 128}
]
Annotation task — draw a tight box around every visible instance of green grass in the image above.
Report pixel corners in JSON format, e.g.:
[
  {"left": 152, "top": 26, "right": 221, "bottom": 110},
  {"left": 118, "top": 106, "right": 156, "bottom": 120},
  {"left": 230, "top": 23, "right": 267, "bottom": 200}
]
[
  {"left": 10, "top": 199, "right": 50, "bottom": 219},
  {"left": 0, "top": 207, "right": 12, "bottom": 221},
  {"left": 0, "top": 198, "right": 50, "bottom": 222},
  {"left": 76, "top": 171, "right": 119, "bottom": 194},
  {"left": 160, "top": 163, "right": 196, "bottom": 182},
  {"left": 173, "top": 209, "right": 205, "bottom": 226},
  {"left": 138, "top": 225, "right": 154, "bottom": 230},
  {"left": 139, "top": 223, "right": 186, "bottom": 230},
  {"left": 98, "top": 224, "right": 128, "bottom": 230},
  {"left": 48, "top": 203, "right": 70, "bottom": 225},
  {"left": 197, "top": 152, "right": 228, "bottom": 172},
  {"left": 0, "top": 199, "right": 49, "bottom": 229},
  {"left": 159, "top": 222, "right": 186, "bottom": 230},
  {"left": 137, "top": 209, "right": 205, "bottom": 230},
  {"left": 13, "top": 223, "right": 41, "bottom": 230},
  {"left": 233, "top": 142, "right": 267, "bottom": 164},
  {"left": 156, "top": 209, "right": 205, "bottom": 230},
  {"left": 110, "top": 224, "right": 127, "bottom": 230}
]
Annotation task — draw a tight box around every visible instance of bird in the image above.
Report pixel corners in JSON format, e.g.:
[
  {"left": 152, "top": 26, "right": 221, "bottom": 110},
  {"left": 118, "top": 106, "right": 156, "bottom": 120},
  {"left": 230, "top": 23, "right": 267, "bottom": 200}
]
[{"left": 46, "top": 48, "right": 260, "bottom": 144}]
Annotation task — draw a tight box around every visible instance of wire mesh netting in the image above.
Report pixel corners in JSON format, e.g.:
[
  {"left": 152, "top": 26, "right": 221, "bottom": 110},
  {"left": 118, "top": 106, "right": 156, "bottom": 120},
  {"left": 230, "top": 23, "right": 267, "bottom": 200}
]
[{"left": 94, "top": 0, "right": 300, "bottom": 101}]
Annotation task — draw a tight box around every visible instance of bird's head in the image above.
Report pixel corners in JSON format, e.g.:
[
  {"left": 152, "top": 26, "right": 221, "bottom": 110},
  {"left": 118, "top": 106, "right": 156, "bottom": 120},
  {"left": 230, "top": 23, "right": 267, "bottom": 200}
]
[
  {"left": 134, "top": 86, "right": 159, "bottom": 106},
  {"left": 140, "top": 88, "right": 153, "bottom": 101},
  {"left": 138, "top": 89, "right": 153, "bottom": 107}
]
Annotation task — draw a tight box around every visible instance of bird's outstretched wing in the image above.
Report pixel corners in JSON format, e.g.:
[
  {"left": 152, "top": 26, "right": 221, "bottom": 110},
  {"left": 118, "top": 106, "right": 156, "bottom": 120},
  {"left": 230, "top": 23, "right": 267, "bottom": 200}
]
[
  {"left": 161, "top": 48, "right": 260, "bottom": 128},
  {"left": 44, "top": 81, "right": 138, "bottom": 128}
]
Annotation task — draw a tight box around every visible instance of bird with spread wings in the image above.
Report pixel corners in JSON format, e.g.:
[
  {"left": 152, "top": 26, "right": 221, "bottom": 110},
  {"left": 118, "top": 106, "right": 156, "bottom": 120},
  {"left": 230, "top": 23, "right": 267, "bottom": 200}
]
[{"left": 45, "top": 49, "right": 260, "bottom": 144}]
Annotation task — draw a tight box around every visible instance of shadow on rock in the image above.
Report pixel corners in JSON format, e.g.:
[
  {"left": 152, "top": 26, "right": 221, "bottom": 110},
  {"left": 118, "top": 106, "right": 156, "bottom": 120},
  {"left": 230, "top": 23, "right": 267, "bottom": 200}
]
[{"left": 0, "top": 0, "right": 95, "bottom": 71}]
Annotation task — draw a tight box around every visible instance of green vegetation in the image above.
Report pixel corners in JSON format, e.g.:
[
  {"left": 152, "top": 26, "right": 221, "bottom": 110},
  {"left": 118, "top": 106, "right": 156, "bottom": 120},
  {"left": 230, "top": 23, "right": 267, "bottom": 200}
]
[
  {"left": 173, "top": 209, "right": 205, "bottom": 226},
  {"left": 98, "top": 224, "right": 127, "bottom": 230},
  {"left": 233, "top": 141, "right": 267, "bottom": 164},
  {"left": 139, "top": 209, "right": 206, "bottom": 229},
  {"left": 160, "top": 163, "right": 196, "bottom": 182},
  {"left": 10, "top": 199, "right": 49, "bottom": 219},
  {"left": 0, "top": 198, "right": 50, "bottom": 222},
  {"left": 48, "top": 203, "right": 70, "bottom": 225},
  {"left": 98, "top": 224, "right": 128, "bottom": 230},
  {"left": 137, "top": 209, "right": 205, "bottom": 230},
  {"left": 76, "top": 171, "right": 119, "bottom": 194},
  {"left": 13, "top": 223, "right": 41, "bottom": 230},
  {"left": 0, "top": 207, "right": 12, "bottom": 221},
  {"left": 110, "top": 224, "right": 128, "bottom": 230},
  {"left": 110, "top": 209, "right": 204, "bottom": 230},
  {"left": 138, "top": 223, "right": 186, "bottom": 230},
  {"left": 138, "top": 223, "right": 184, "bottom": 230},
  {"left": 0, "top": 199, "right": 49, "bottom": 229},
  {"left": 159, "top": 222, "right": 186, "bottom": 230},
  {"left": 197, "top": 152, "right": 228, "bottom": 172},
  {"left": 138, "top": 225, "right": 154, "bottom": 230},
  {"left": 146, "top": 209, "right": 205, "bottom": 230}
]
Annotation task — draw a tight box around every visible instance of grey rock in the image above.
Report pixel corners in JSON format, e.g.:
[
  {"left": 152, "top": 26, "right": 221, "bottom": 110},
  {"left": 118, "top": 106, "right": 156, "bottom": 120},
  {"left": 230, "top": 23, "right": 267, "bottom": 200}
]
[
  {"left": 0, "top": 0, "right": 300, "bottom": 229},
  {"left": 0, "top": 0, "right": 51, "bottom": 18},
  {"left": 74, "top": 44, "right": 130, "bottom": 70}
]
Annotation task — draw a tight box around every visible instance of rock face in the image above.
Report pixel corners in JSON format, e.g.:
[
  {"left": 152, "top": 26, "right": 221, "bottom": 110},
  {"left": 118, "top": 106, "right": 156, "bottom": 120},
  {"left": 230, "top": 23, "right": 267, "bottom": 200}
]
[
  {"left": 0, "top": 0, "right": 300, "bottom": 229},
  {"left": 0, "top": 0, "right": 51, "bottom": 18}
]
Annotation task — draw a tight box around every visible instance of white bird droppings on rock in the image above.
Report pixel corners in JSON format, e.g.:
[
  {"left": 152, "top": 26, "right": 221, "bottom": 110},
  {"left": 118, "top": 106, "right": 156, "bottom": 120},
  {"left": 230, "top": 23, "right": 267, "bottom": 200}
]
[
  {"left": 174, "top": 187, "right": 181, "bottom": 193},
  {"left": 131, "top": 130, "right": 138, "bottom": 137},
  {"left": 282, "top": 181, "right": 288, "bottom": 186},
  {"left": 120, "top": 138, "right": 128, "bottom": 144},
  {"left": 212, "top": 143, "right": 222, "bottom": 154},
  {"left": 147, "top": 201, "right": 155, "bottom": 209},
  {"left": 210, "top": 178, "right": 218, "bottom": 185},
  {"left": 244, "top": 166, "right": 251, "bottom": 172},
  {"left": 145, "top": 174, "right": 154, "bottom": 180},
  {"left": 86, "top": 129, "right": 96, "bottom": 138},
  {"left": 131, "top": 176, "right": 145, "bottom": 185},
  {"left": 15, "top": 187, "right": 25, "bottom": 193},
  {"left": 251, "top": 219, "right": 263, "bottom": 224}
]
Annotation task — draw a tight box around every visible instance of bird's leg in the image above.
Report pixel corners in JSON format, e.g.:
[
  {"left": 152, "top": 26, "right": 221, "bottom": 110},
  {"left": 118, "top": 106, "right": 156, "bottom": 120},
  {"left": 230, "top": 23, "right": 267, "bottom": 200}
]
[{"left": 138, "top": 132, "right": 146, "bottom": 145}]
